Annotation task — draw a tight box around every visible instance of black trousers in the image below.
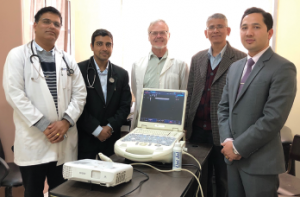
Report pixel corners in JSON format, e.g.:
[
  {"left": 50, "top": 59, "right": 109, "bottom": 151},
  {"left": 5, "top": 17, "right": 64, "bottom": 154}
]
[
  {"left": 78, "top": 139, "right": 114, "bottom": 160},
  {"left": 190, "top": 125, "right": 228, "bottom": 197},
  {"left": 19, "top": 161, "right": 65, "bottom": 197},
  {"left": 78, "top": 148, "right": 114, "bottom": 160}
]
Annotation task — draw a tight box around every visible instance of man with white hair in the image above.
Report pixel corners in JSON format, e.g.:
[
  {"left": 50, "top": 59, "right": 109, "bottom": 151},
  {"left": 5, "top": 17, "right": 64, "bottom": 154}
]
[
  {"left": 185, "top": 13, "right": 246, "bottom": 197},
  {"left": 131, "top": 19, "right": 189, "bottom": 129}
]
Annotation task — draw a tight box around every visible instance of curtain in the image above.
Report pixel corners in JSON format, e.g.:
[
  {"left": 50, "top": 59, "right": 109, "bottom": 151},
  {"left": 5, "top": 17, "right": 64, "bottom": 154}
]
[
  {"left": 22, "top": 0, "right": 71, "bottom": 53},
  {"left": 54, "top": 0, "right": 70, "bottom": 53}
]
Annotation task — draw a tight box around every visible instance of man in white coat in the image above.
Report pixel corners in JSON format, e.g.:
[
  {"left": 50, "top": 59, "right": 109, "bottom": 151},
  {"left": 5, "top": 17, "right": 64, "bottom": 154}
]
[
  {"left": 131, "top": 19, "right": 189, "bottom": 129},
  {"left": 2, "top": 7, "right": 86, "bottom": 197}
]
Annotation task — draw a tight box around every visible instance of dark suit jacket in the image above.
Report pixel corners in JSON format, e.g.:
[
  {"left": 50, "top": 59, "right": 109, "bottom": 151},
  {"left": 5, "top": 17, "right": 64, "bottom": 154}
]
[
  {"left": 185, "top": 42, "right": 246, "bottom": 145},
  {"left": 218, "top": 48, "right": 297, "bottom": 175},
  {"left": 77, "top": 57, "right": 131, "bottom": 157}
]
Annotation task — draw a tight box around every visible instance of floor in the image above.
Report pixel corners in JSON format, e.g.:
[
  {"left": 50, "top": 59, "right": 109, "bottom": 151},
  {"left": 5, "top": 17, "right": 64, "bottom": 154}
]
[
  {"left": 0, "top": 186, "right": 24, "bottom": 197},
  {"left": 0, "top": 184, "right": 48, "bottom": 197}
]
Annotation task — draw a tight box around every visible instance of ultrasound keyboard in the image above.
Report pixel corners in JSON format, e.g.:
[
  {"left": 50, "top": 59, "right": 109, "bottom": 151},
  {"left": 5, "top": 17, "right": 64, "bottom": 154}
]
[
  {"left": 115, "top": 128, "right": 185, "bottom": 163},
  {"left": 121, "top": 134, "right": 176, "bottom": 146},
  {"left": 133, "top": 129, "right": 171, "bottom": 136}
]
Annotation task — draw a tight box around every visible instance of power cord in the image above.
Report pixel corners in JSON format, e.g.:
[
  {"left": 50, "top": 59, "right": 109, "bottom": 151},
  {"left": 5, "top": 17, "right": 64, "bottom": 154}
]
[
  {"left": 182, "top": 151, "right": 202, "bottom": 197},
  {"left": 145, "top": 162, "right": 200, "bottom": 172},
  {"left": 120, "top": 168, "right": 149, "bottom": 197},
  {"left": 130, "top": 163, "right": 203, "bottom": 197},
  {"left": 182, "top": 164, "right": 201, "bottom": 172},
  {"left": 141, "top": 162, "right": 202, "bottom": 196},
  {"left": 182, "top": 151, "right": 202, "bottom": 170}
]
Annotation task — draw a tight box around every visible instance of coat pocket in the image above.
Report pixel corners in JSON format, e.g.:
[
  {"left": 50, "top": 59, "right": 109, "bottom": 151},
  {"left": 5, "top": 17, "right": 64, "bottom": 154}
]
[{"left": 61, "top": 69, "right": 72, "bottom": 90}]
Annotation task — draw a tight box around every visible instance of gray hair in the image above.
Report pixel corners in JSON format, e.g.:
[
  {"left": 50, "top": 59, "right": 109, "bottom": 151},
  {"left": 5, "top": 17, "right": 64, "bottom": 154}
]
[
  {"left": 206, "top": 13, "right": 228, "bottom": 27},
  {"left": 148, "top": 19, "right": 169, "bottom": 33}
]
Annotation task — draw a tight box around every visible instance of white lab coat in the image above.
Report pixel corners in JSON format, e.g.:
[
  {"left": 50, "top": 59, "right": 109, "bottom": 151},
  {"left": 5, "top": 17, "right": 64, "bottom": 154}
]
[
  {"left": 3, "top": 42, "right": 87, "bottom": 166},
  {"left": 131, "top": 52, "right": 189, "bottom": 129}
]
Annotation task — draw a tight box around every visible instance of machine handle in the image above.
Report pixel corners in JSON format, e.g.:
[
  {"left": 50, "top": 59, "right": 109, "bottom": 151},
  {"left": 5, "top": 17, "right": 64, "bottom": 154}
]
[{"left": 124, "top": 152, "right": 153, "bottom": 160}]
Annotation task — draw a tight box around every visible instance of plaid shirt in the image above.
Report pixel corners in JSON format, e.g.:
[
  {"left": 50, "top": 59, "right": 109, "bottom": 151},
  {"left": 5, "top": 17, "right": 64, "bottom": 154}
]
[{"left": 193, "top": 61, "right": 219, "bottom": 130}]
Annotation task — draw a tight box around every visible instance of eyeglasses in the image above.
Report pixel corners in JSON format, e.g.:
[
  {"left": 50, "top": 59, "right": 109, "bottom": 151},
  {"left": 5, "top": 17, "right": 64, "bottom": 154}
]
[
  {"left": 40, "top": 18, "right": 62, "bottom": 28},
  {"left": 149, "top": 31, "right": 168, "bottom": 36},
  {"left": 207, "top": 25, "right": 226, "bottom": 31}
]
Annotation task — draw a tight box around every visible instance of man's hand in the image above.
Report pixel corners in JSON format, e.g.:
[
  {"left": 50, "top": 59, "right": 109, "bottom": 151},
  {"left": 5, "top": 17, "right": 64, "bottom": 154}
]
[
  {"left": 43, "top": 127, "right": 56, "bottom": 142},
  {"left": 97, "top": 126, "right": 112, "bottom": 142},
  {"left": 44, "top": 120, "right": 70, "bottom": 143},
  {"left": 221, "top": 141, "right": 242, "bottom": 162}
]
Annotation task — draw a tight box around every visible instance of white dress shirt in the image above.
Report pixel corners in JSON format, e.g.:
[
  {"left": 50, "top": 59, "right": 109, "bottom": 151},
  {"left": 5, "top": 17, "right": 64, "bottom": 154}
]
[{"left": 92, "top": 59, "right": 113, "bottom": 137}]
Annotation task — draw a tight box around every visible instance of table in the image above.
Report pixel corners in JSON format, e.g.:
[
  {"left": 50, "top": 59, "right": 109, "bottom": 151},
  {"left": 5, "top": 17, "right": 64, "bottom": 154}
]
[{"left": 49, "top": 142, "right": 212, "bottom": 197}]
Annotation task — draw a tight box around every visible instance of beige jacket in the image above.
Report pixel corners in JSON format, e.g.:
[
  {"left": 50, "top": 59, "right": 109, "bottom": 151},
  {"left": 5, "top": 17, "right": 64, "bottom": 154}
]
[{"left": 131, "top": 52, "right": 189, "bottom": 130}]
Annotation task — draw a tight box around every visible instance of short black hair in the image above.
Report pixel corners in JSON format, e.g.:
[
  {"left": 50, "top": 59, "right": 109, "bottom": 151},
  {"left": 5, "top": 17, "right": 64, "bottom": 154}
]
[
  {"left": 240, "top": 7, "right": 273, "bottom": 31},
  {"left": 91, "top": 29, "right": 113, "bottom": 46},
  {"left": 34, "top": 6, "right": 62, "bottom": 25}
]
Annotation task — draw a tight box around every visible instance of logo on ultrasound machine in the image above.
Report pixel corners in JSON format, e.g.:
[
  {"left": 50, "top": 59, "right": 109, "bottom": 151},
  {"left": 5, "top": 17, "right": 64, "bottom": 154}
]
[{"left": 154, "top": 124, "right": 165, "bottom": 128}]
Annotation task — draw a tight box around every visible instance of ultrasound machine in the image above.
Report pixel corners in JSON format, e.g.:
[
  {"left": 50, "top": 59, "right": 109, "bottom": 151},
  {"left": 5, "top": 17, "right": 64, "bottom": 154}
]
[{"left": 114, "top": 88, "right": 187, "bottom": 163}]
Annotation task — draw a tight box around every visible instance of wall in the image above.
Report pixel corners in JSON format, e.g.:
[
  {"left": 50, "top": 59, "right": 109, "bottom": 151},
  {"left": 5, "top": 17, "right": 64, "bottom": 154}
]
[
  {"left": 71, "top": 0, "right": 122, "bottom": 63},
  {"left": 276, "top": 0, "right": 300, "bottom": 177},
  {"left": 71, "top": 0, "right": 99, "bottom": 62},
  {"left": 0, "top": 0, "right": 22, "bottom": 162},
  {"left": 0, "top": 0, "right": 299, "bottom": 175}
]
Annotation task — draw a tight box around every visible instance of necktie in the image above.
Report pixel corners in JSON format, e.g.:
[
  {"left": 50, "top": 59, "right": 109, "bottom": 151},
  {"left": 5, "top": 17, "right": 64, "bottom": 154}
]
[{"left": 237, "top": 58, "right": 255, "bottom": 96}]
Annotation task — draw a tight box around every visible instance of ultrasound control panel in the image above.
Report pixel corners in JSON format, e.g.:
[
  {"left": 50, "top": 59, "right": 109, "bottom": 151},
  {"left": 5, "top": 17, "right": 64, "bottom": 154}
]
[{"left": 121, "top": 134, "right": 176, "bottom": 146}]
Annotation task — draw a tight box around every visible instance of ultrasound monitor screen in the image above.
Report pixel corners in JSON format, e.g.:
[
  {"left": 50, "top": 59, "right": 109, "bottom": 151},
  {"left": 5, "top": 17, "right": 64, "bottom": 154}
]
[{"left": 140, "top": 90, "right": 185, "bottom": 125}]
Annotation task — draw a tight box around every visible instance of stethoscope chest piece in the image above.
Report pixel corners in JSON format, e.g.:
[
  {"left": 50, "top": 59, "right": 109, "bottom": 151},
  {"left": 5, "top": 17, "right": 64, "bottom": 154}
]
[
  {"left": 109, "top": 77, "right": 115, "bottom": 83},
  {"left": 67, "top": 69, "right": 74, "bottom": 76}
]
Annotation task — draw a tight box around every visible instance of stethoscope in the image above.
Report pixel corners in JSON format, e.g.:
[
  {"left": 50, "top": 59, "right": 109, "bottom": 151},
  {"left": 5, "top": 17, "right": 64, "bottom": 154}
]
[
  {"left": 86, "top": 57, "right": 115, "bottom": 89},
  {"left": 30, "top": 40, "right": 74, "bottom": 80}
]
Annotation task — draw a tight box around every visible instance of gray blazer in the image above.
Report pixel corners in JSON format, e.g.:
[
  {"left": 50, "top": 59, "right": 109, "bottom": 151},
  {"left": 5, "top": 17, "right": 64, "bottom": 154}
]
[
  {"left": 218, "top": 47, "right": 297, "bottom": 175},
  {"left": 185, "top": 42, "right": 246, "bottom": 145}
]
